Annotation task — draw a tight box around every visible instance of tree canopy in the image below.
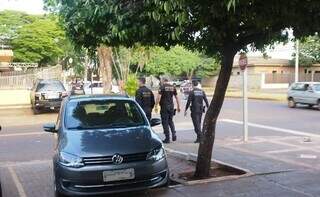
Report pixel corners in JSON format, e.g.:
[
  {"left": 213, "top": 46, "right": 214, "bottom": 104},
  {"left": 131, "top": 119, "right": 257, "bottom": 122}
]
[
  {"left": 145, "top": 46, "right": 219, "bottom": 78},
  {"left": 297, "top": 35, "right": 320, "bottom": 66},
  {"left": 46, "top": 0, "right": 320, "bottom": 178},
  {"left": 11, "top": 17, "right": 65, "bottom": 65}
]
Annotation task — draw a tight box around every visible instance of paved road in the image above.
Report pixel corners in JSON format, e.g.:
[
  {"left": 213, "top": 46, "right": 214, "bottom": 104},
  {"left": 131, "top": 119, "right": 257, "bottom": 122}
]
[{"left": 1, "top": 98, "right": 320, "bottom": 197}]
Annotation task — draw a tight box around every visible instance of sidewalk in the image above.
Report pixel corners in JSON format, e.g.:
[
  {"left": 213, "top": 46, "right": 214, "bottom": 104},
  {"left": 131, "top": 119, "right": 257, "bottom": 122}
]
[
  {"left": 144, "top": 128, "right": 320, "bottom": 197},
  {"left": 203, "top": 87, "right": 287, "bottom": 101}
]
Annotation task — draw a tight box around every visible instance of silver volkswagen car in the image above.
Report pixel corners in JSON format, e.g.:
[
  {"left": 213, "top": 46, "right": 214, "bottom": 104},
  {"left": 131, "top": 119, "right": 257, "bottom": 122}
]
[
  {"left": 287, "top": 82, "right": 320, "bottom": 109},
  {"left": 44, "top": 95, "right": 169, "bottom": 197}
]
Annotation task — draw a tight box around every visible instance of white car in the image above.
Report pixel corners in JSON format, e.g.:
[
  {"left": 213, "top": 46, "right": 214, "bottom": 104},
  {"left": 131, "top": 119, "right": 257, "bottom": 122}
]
[
  {"left": 84, "top": 81, "right": 120, "bottom": 95},
  {"left": 287, "top": 82, "right": 320, "bottom": 109}
]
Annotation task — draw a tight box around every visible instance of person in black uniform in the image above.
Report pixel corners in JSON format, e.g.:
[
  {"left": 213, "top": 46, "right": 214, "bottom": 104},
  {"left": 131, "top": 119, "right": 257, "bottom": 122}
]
[
  {"left": 156, "top": 78, "right": 181, "bottom": 143},
  {"left": 184, "top": 80, "right": 209, "bottom": 143},
  {"left": 135, "top": 77, "right": 155, "bottom": 121}
]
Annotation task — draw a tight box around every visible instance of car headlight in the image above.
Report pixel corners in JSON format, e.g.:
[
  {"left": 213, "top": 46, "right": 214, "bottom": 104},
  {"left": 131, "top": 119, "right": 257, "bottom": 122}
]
[
  {"left": 147, "top": 147, "right": 165, "bottom": 161},
  {"left": 59, "top": 152, "right": 84, "bottom": 168}
]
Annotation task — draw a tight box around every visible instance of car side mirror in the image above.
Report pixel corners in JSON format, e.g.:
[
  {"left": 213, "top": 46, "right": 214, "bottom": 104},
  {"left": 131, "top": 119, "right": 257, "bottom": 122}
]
[
  {"left": 150, "top": 118, "right": 161, "bottom": 127},
  {"left": 43, "top": 123, "right": 57, "bottom": 133}
]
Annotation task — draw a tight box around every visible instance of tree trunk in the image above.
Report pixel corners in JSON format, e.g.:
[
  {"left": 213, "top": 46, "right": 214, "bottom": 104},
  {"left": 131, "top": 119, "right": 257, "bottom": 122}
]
[
  {"left": 194, "top": 46, "right": 237, "bottom": 178},
  {"left": 97, "top": 46, "right": 113, "bottom": 94}
]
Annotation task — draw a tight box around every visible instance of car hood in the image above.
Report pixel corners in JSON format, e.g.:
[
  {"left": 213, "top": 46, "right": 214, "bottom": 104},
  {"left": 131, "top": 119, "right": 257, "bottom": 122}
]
[{"left": 60, "top": 127, "right": 162, "bottom": 157}]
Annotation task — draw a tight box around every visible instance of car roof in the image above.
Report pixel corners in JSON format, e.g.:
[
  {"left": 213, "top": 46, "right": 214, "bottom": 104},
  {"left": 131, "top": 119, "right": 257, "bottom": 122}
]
[{"left": 67, "top": 94, "right": 130, "bottom": 102}]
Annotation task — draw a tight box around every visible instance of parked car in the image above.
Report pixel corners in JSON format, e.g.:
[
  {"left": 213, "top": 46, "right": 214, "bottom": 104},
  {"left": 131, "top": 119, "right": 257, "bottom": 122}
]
[
  {"left": 84, "top": 81, "right": 121, "bottom": 95},
  {"left": 168, "top": 79, "right": 184, "bottom": 87},
  {"left": 287, "top": 82, "right": 320, "bottom": 109},
  {"left": 70, "top": 81, "right": 85, "bottom": 95},
  {"left": 30, "top": 79, "right": 68, "bottom": 114},
  {"left": 44, "top": 95, "right": 168, "bottom": 197},
  {"left": 180, "top": 81, "right": 193, "bottom": 99}
]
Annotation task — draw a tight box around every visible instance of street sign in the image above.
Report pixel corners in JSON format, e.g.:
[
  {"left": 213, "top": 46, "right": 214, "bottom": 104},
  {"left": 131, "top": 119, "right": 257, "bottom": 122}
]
[{"left": 239, "top": 53, "right": 248, "bottom": 71}]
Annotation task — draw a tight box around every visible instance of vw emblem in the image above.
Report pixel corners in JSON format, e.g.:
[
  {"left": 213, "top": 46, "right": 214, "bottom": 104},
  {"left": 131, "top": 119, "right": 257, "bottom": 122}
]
[{"left": 112, "top": 154, "right": 123, "bottom": 165}]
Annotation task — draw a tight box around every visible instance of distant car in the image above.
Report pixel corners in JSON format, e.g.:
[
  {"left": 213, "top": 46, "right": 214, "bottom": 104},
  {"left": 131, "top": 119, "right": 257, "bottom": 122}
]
[
  {"left": 71, "top": 81, "right": 85, "bottom": 95},
  {"left": 84, "top": 81, "right": 104, "bottom": 95},
  {"left": 180, "top": 81, "right": 193, "bottom": 99},
  {"left": 168, "top": 79, "right": 184, "bottom": 87},
  {"left": 44, "top": 95, "right": 168, "bottom": 197},
  {"left": 84, "top": 81, "right": 121, "bottom": 95},
  {"left": 30, "top": 79, "right": 68, "bottom": 114},
  {"left": 287, "top": 82, "right": 320, "bottom": 109}
]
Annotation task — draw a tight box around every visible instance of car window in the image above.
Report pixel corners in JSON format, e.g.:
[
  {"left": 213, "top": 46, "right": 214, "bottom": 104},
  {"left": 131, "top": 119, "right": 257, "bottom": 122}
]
[
  {"left": 291, "top": 83, "right": 306, "bottom": 91},
  {"left": 36, "top": 81, "right": 65, "bottom": 92},
  {"left": 314, "top": 84, "right": 320, "bottom": 92},
  {"left": 65, "top": 100, "right": 146, "bottom": 129}
]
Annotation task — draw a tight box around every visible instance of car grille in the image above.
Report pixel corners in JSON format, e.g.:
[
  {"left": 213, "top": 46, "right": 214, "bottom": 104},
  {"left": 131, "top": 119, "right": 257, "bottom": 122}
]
[{"left": 82, "top": 152, "right": 149, "bottom": 165}]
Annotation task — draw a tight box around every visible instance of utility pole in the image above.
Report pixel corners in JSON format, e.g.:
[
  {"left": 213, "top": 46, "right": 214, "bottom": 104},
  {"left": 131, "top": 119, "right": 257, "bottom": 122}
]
[{"left": 295, "top": 40, "right": 299, "bottom": 83}]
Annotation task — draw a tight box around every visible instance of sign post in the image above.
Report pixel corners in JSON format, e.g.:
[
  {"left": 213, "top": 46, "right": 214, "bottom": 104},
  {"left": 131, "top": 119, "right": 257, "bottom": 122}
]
[{"left": 239, "top": 53, "right": 248, "bottom": 142}]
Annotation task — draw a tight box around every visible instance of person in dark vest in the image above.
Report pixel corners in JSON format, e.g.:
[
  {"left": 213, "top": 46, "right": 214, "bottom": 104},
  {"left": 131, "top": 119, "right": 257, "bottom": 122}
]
[
  {"left": 184, "top": 80, "right": 209, "bottom": 143},
  {"left": 135, "top": 77, "right": 155, "bottom": 121},
  {"left": 155, "top": 77, "right": 181, "bottom": 143}
]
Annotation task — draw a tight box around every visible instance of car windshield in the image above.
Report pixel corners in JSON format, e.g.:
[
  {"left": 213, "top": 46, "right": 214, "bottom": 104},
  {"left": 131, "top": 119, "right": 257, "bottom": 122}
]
[
  {"left": 314, "top": 84, "right": 320, "bottom": 92},
  {"left": 36, "top": 81, "right": 65, "bottom": 92},
  {"left": 65, "top": 99, "right": 146, "bottom": 129}
]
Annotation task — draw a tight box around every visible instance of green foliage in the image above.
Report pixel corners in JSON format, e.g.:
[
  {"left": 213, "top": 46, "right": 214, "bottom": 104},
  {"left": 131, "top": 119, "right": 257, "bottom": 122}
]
[
  {"left": 296, "top": 35, "right": 320, "bottom": 66},
  {"left": 145, "top": 46, "right": 218, "bottom": 78},
  {"left": 124, "top": 74, "right": 138, "bottom": 96},
  {"left": 0, "top": 10, "right": 39, "bottom": 43},
  {"left": 11, "top": 17, "right": 65, "bottom": 65}
]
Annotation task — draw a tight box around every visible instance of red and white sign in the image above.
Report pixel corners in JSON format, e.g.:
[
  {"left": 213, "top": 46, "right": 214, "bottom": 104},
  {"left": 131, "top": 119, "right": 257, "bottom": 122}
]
[{"left": 239, "top": 53, "right": 248, "bottom": 71}]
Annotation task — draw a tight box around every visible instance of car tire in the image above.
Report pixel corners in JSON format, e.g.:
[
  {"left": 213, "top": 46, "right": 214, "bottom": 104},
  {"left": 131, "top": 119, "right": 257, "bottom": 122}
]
[
  {"left": 32, "top": 106, "right": 41, "bottom": 115},
  {"left": 318, "top": 100, "right": 320, "bottom": 110},
  {"left": 288, "top": 98, "right": 296, "bottom": 108}
]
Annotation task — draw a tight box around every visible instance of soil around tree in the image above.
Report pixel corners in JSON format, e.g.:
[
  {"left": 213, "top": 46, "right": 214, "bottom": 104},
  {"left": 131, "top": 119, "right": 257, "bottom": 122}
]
[{"left": 167, "top": 154, "right": 248, "bottom": 184}]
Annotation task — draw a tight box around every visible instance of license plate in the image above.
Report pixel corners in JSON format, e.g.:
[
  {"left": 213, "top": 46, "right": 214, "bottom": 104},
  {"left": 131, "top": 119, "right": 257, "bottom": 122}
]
[
  {"left": 50, "top": 107, "right": 55, "bottom": 110},
  {"left": 103, "top": 169, "right": 135, "bottom": 182},
  {"left": 47, "top": 92, "right": 59, "bottom": 99}
]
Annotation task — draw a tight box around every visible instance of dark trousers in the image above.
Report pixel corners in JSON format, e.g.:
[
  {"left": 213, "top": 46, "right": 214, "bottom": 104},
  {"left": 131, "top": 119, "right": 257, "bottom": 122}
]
[
  {"left": 161, "top": 109, "right": 176, "bottom": 139},
  {"left": 191, "top": 112, "right": 202, "bottom": 138},
  {"left": 143, "top": 109, "right": 152, "bottom": 122}
]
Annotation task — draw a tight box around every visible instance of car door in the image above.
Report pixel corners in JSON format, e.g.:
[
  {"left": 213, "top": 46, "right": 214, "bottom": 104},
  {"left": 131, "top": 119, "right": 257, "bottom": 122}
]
[
  {"left": 305, "top": 85, "right": 318, "bottom": 104},
  {"left": 293, "top": 83, "right": 305, "bottom": 103}
]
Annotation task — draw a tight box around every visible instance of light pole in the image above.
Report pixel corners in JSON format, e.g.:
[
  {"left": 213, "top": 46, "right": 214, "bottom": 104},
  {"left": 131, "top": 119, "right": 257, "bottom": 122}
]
[{"left": 295, "top": 40, "right": 299, "bottom": 83}]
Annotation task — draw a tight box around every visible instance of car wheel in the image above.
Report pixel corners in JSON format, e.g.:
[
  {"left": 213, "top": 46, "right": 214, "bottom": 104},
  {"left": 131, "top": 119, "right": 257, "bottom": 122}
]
[
  {"left": 308, "top": 104, "right": 314, "bottom": 108},
  {"left": 288, "top": 98, "right": 296, "bottom": 108},
  {"left": 318, "top": 100, "right": 320, "bottom": 110},
  {"left": 54, "top": 181, "right": 67, "bottom": 197},
  {"left": 32, "top": 106, "right": 41, "bottom": 115}
]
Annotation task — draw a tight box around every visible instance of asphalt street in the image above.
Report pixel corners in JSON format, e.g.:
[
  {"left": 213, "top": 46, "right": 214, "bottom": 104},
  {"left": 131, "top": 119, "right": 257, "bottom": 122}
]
[{"left": 0, "top": 98, "right": 319, "bottom": 197}]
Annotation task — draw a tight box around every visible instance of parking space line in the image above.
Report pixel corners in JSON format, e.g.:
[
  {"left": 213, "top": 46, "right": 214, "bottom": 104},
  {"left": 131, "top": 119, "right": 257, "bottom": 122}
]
[
  {"left": 220, "top": 119, "right": 320, "bottom": 138},
  {"left": 8, "top": 166, "right": 27, "bottom": 197}
]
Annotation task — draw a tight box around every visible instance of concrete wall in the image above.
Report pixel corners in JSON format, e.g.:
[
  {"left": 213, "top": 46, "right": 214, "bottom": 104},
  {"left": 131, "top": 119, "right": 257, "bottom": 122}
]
[
  {"left": 0, "top": 90, "right": 30, "bottom": 106},
  {"left": 203, "top": 74, "right": 262, "bottom": 90}
]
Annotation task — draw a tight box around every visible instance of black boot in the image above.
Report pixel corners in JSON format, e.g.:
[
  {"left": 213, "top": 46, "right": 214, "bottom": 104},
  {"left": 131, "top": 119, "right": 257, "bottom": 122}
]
[
  {"left": 162, "top": 138, "right": 170, "bottom": 144},
  {"left": 172, "top": 135, "right": 177, "bottom": 142}
]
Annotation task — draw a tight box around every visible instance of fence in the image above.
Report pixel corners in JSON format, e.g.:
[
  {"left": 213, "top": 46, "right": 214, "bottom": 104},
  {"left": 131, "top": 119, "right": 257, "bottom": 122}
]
[
  {"left": 0, "top": 65, "right": 62, "bottom": 89},
  {"left": 265, "top": 73, "right": 320, "bottom": 84}
]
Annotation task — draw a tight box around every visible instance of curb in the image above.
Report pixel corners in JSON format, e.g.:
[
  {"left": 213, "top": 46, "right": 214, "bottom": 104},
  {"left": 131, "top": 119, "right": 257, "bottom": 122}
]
[{"left": 165, "top": 148, "right": 254, "bottom": 186}]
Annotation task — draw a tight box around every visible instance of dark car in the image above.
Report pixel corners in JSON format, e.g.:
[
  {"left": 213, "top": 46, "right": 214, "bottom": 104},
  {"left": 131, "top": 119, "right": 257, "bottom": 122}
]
[
  {"left": 43, "top": 95, "right": 169, "bottom": 197},
  {"left": 30, "top": 79, "right": 68, "bottom": 114}
]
